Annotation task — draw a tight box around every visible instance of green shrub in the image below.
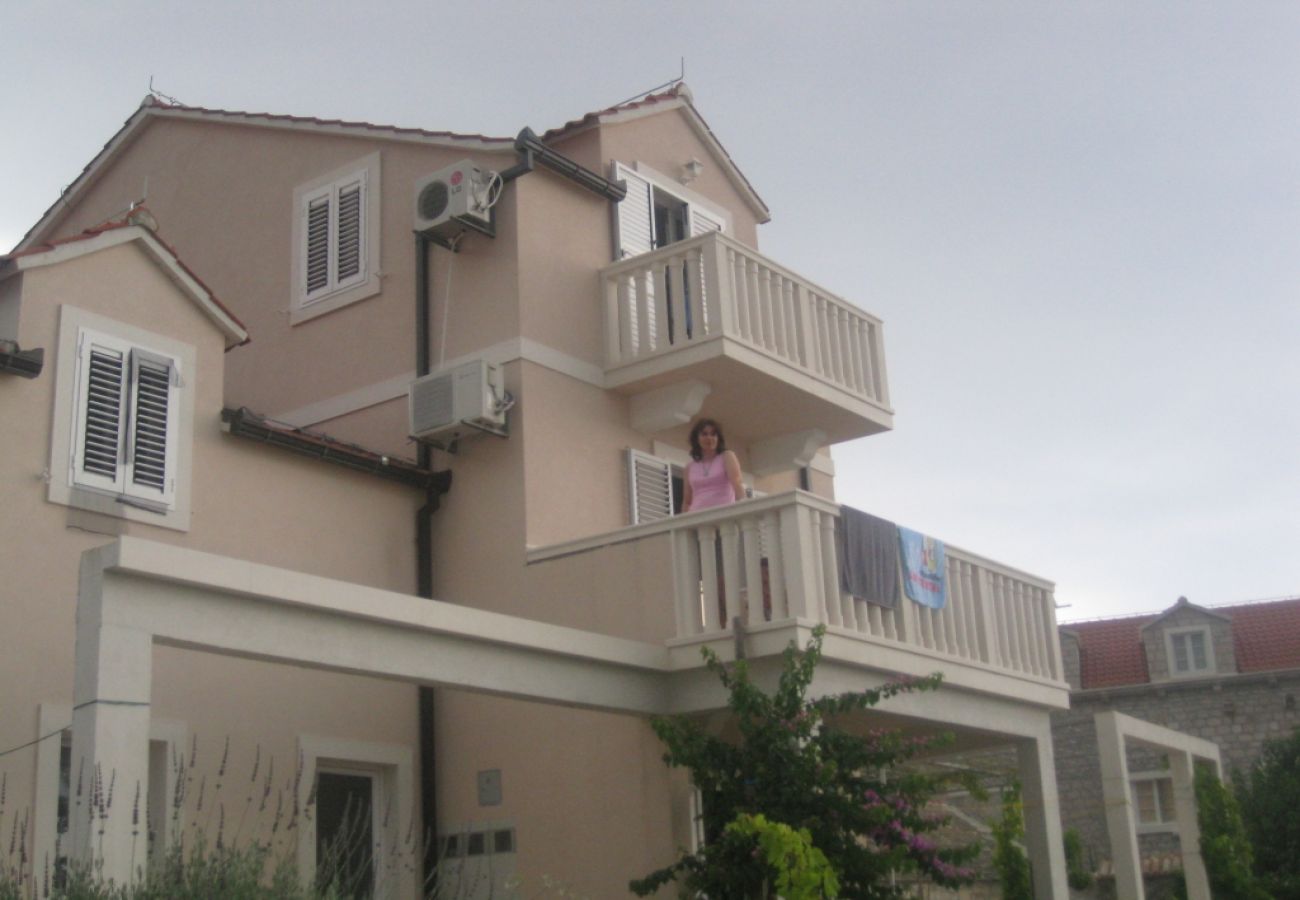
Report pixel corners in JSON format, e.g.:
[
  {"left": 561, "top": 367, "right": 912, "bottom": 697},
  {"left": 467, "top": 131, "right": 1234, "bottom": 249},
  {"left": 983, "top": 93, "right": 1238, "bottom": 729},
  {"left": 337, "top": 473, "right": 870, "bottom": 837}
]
[
  {"left": 1063, "top": 828, "right": 1092, "bottom": 891},
  {"left": 991, "top": 782, "right": 1033, "bottom": 900},
  {"left": 1194, "top": 765, "right": 1269, "bottom": 900},
  {"left": 1237, "top": 726, "right": 1300, "bottom": 900},
  {"left": 630, "top": 626, "right": 977, "bottom": 899}
]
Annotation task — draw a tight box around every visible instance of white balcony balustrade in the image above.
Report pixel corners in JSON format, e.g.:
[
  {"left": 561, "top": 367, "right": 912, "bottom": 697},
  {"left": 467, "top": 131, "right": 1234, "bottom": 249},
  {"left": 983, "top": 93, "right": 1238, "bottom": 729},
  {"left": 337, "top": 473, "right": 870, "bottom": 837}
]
[
  {"left": 599, "top": 233, "right": 893, "bottom": 444},
  {"left": 526, "top": 492, "right": 1065, "bottom": 692}
]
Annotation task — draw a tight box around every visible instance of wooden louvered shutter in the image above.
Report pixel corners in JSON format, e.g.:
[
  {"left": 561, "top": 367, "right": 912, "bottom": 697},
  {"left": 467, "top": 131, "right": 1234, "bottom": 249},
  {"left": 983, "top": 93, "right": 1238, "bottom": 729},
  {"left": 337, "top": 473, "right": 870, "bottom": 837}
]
[
  {"left": 124, "top": 349, "right": 178, "bottom": 506},
  {"left": 627, "top": 449, "right": 674, "bottom": 524},
  {"left": 73, "top": 333, "right": 128, "bottom": 493},
  {"left": 690, "top": 206, "right": 725, "bottom": 237}
]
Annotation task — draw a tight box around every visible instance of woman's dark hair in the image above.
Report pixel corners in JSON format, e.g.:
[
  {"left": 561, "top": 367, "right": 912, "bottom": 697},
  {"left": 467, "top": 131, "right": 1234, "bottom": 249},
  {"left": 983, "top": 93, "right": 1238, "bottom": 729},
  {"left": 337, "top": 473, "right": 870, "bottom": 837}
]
[{"left": 688, "top": 419, "right": 728, "bottom": 461}]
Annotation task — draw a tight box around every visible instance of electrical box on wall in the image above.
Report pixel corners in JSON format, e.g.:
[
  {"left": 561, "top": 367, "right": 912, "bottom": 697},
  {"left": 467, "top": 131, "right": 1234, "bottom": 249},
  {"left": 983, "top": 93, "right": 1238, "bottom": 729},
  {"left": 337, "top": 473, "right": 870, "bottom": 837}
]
[{"left": 409, "top": 358, "right": 508, "bottom": 445}]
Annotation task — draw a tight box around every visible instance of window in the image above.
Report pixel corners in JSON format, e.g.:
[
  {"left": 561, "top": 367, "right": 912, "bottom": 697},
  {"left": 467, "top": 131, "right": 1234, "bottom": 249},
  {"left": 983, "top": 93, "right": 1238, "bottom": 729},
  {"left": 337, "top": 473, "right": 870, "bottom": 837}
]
[
  {"left": 297, "top": 736, "right": 413, "bottom": 900},
  {"left": 1131, "top": 773, "right": 1176, "bottom": 832},
  {"left": 612, "top": 162, "right": 728, "bottom": 260},
  {"left": 1166, "top": 627, "right": 1214, "bottom": 677},
  {"left": 315, "top": 769, "right": 377, "bottom": 900},
  {"left": 291, "top": 153, "right": 381, "bottom": 324},
  {"left": 71, "top": 328, "right": 179, "bottom": 508},
  {"left": 628, "top": 449, "right": 677, "bottom": 523},
  {"left": 49, "top": 307, "right": 195, "bottom": 530}
]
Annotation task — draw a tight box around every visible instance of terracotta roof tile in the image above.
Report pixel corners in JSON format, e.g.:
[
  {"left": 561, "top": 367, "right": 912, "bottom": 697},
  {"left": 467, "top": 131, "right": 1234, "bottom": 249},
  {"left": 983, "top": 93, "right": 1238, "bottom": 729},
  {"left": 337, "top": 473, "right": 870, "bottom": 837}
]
[
  {"left": 1066, "top": 596, "right": 1300, "bottom": 689},
  {"left": 1069, "top": 615, "right": 1155, "bottom": 689},
  {"left": 1230, "top": 597, "right": 1300, "bottom": 673}
]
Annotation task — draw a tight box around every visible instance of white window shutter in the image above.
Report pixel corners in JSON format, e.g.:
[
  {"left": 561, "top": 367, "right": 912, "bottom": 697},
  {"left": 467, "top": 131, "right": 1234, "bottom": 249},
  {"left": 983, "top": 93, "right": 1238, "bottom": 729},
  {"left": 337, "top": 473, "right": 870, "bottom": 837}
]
[
  {"left": 124, "top": 350, "right": 179, "bottom": 507},
  {"left": 73, "top": 334, "right": 129, "bottom": 493},
  {"left": 690, "top": 206, "right": 725, "bottom": 236},
  {"left": 335, "top": 179, "right": 364, "bottom": 285},
  {"left": 305, "top": 194, "right": 331, "bottom": 296},
  {"left": 613, "top": 163, "right": 654, "bottom": 260},
  {"left": 627, "top": 449, "right": 674, "bottom": 524}
]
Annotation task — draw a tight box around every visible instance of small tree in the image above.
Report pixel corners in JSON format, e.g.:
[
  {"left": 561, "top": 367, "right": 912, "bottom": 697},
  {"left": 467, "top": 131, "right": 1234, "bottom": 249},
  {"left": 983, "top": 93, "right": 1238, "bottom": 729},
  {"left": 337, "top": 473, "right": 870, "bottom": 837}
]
[
  {"left": 1193, "top": 765, "right": 1268, "bottom": 900},
  {"left": 990, "top": 782, "right": 1033, "bottom": 900},
  {"left": 630, "top": 627, "right": 976, "bottom": 898},
  {"left": 1237, "top": 726, "right": 1300, "bottom": 900}
]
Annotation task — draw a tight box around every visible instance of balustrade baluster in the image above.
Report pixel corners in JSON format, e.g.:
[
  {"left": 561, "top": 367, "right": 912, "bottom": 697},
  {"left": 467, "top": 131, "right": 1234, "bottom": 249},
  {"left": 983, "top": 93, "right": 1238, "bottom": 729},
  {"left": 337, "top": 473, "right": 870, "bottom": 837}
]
[
  {"left": 796, "top": 284, "right": 817, "bottom": 372},
  {"left": 1022, "top": 581, "right": 1044, "bottom": 676},
  {"left": 741, "top": 515, "right": 765, "bottom": 626},
  {"left": 730, "top": 249, "right": 749, "bottom": 337},
  {"left": 747, "top": 260, "right": 765, "bottom": 347},
  {"left": 835, "top": 308, "right": 851, "bottom": 387},
  {"left": 848, "top": 317, "right": 866, "bottom": 393},
  {"left": 759, "top": 270, "right": 780, "bottom": 358},
  {"left": 698, "top": 526, "right": 721, "bottom": 632},
  {"left": 817, "top": 511, "right": 850, "bottom": 629},
  {"left": 720, "top": 521, "right": 742, "bottom": 630},
  {"left": 685, "top": 248, "right": 705, "bottom": 343},
  {"left": 674, "top": 529, "right": 702, "bottom": 636},
  {"left": 948, "top": 560, "right": 969, "bottom": 659},
  {"left": 763, "top": 511, "right": 787, "bottom": 619},
  {"left": 617, "top": 274, "right": 635, "bottom": 360}
]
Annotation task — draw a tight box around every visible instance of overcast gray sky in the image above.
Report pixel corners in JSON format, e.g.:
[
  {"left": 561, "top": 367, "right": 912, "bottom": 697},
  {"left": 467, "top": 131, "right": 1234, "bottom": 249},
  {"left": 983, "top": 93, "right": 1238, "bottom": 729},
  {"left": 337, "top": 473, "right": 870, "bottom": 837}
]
[{"left": 4, "top": 1, "right": 1297, "bottom": 622}]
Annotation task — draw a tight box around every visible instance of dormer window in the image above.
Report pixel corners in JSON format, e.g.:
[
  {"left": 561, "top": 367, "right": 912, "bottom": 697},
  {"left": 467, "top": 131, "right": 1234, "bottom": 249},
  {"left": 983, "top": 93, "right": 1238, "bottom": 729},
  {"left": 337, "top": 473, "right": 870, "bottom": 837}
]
[{"left": 1166, "top": 627, "right": 1213, "bottom": 677}]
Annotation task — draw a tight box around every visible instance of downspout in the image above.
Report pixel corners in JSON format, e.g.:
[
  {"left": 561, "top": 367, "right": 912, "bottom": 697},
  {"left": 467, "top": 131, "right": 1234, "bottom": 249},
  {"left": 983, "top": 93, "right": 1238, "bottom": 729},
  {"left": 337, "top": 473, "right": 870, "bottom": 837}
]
[
  {"left": 415, "top": 233, "right": 440, "bottom": 891},
  {"left": 410, "top": 139, "right": 618, "bottom": 886}
]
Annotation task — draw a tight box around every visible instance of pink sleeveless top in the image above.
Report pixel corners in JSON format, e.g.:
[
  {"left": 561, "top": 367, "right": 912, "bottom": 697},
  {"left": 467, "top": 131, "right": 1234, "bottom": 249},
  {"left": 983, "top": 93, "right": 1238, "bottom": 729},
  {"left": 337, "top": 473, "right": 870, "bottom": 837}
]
[{"left": 687, "top": 457, "right": 736, "bottom": 510}]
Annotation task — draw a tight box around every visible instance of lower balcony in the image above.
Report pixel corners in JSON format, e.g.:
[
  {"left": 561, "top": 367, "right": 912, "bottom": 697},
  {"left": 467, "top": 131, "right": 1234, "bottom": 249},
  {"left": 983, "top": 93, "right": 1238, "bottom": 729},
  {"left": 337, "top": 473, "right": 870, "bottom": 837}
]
[
  {"left": 599, "top": 232, "right": 893, "bottom": 445},
  {"left": 526, "top": 491, "right": 1068, "bottom": 708}
]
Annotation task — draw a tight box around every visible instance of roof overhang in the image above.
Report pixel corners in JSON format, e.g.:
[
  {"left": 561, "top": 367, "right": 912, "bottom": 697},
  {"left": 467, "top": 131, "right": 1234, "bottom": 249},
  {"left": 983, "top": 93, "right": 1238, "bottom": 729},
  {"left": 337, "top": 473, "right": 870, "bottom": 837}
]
[{"left": 3, "top": 222, "right": 248, "bottom": 348}]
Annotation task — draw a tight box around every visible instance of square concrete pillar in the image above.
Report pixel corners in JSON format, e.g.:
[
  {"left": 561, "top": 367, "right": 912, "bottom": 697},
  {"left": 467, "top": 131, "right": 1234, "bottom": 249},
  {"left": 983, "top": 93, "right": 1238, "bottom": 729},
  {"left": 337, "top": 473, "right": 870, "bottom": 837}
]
[
  {"left": 1017, "top": 731, "right": 1070, "bottom": 899},
  {"left": 70, "top": 569, "right": 154, "bottom": 885}
]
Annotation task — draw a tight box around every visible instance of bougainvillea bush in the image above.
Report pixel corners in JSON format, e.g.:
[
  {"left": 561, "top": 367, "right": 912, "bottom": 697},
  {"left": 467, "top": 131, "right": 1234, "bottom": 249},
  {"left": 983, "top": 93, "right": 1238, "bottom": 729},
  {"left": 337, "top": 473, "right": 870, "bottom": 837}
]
[{"left": 630, "top": 627, "right": 977, "bottom": 899}]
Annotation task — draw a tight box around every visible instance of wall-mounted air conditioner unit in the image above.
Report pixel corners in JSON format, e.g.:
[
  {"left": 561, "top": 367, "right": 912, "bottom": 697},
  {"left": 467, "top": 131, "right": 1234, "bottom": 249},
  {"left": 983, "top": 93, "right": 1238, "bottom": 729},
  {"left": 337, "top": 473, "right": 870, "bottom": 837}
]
[
  {"left": 409, "top": 359, "right": 508, "bottom": 445},
  {"left": 414, "top": 160, "right": 497, "bottom": 244}
]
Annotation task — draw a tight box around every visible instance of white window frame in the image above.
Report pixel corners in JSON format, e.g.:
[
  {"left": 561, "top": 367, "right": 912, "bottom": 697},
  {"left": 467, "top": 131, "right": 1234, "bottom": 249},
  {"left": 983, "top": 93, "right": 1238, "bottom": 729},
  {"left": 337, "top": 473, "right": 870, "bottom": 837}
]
[
  {"left": 612, "top": 161, "right": 731, "bottom": 261},
  {"left": 1129, "top": 771, "right": 1177, "bottom": 834},
  {"left": 1165, "top": 626, "right": 1214, "bottom": 678},
  {"left": 48, "top": 306, "right": 195, "bottom": 531},
  {"left": 291, "top": 153, "right": 382, "bottom": 324},
  {"left": 296, "top": 735, "right": 414, "bottom": 900}
]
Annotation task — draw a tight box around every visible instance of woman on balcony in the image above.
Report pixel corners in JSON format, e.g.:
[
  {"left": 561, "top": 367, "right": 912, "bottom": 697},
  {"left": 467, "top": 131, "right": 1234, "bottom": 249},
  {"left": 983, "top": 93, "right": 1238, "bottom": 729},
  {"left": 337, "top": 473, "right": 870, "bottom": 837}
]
[{"left": 682, "top": 419, "right": 744, "bottom": 512}]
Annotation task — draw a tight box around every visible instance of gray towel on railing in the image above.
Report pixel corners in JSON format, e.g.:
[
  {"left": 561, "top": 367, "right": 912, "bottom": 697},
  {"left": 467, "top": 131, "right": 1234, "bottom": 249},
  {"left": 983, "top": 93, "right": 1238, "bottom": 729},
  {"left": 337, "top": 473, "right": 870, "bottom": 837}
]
[{"left": 837, "top": 506, "right": 900, "bottom": 608}]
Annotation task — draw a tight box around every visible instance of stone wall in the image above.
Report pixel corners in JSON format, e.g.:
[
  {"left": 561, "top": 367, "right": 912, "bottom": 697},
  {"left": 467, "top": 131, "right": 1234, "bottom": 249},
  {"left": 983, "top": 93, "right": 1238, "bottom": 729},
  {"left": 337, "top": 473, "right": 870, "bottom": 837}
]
[{"left": 1053, "top": 668, "right": 1300, "bottom": 865}]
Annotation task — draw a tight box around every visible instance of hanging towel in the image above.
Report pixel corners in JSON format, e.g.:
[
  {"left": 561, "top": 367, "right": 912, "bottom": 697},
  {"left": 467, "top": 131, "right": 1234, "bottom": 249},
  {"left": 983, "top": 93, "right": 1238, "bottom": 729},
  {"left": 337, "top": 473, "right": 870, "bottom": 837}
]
[
  {"left": 837, "top": 506, "right": 900, "bottom": 608},
  {"left": 898, "top": 526, "right": 947, "bottom": 609}
]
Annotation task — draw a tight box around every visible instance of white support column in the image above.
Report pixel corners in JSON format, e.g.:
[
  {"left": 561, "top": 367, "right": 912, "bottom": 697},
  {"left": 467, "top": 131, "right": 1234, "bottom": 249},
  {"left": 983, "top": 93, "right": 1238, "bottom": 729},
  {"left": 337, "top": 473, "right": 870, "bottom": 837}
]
[
  {"left": 1096, "top": 712, "right": 1145, "bottom": 900},
  {"left": 70, "top": 567, "right": 154, "bottom": 886},
  {"left": 1016, "top": 728, "right": 1070, "bottom": 900},
  {"left": 1169, "top": 750, "right": 1211, "bottom": 900}
]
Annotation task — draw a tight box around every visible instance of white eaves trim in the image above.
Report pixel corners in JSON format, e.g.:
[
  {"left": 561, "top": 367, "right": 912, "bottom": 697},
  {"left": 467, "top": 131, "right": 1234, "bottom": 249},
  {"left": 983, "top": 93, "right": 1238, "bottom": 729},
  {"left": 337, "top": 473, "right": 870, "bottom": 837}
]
[{"left": 7, "top": 225, "right": 248, "bottom": 348}]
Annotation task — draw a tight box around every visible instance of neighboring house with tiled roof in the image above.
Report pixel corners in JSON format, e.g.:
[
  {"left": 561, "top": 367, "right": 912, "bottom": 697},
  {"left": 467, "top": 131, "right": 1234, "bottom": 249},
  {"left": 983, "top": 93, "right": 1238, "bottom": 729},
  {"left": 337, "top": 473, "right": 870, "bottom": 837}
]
[{"left": 1053, "top": 595, "right": 1300, "bottom": 879}]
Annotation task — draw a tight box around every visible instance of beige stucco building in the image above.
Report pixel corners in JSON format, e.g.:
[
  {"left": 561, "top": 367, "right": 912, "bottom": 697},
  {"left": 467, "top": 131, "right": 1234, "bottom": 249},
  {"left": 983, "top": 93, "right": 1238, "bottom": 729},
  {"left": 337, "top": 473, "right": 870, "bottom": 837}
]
[{"left": 2, "top": 85, "right": 1074, "bottom": 898}]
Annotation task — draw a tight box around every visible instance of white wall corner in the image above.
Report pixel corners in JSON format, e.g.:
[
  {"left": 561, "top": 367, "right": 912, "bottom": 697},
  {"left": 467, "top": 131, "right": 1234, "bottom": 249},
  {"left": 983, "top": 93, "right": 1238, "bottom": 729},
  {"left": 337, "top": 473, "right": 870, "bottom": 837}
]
[
  {"left": 749, "top": 429, "right": 827, "bottom": 476},
  {"left": 629, "top": 379, "right": 711, "bottom": 433}
]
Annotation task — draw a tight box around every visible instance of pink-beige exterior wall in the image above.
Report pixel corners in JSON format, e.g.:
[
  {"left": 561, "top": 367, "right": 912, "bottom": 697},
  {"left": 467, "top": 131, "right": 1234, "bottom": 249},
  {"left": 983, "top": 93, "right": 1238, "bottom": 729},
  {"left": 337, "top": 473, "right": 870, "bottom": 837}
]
[{"left": 19, "top": 107, "right": 838, "bottom": 893}]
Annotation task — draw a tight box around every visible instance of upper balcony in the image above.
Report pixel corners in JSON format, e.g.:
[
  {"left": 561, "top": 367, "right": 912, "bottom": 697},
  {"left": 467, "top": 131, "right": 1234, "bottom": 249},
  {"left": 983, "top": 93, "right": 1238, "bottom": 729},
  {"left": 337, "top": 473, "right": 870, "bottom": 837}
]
[
  {"left": 600, "top": 232, "right": 893, "bottom": 446},
  {"left": 525, "top": 491, "right": 1069, "bottom": 711}
]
